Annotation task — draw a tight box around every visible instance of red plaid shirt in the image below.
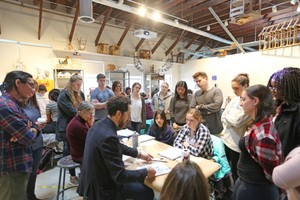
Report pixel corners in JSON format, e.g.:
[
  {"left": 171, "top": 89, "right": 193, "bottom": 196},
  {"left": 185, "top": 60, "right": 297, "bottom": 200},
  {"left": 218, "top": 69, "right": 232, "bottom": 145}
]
[{"left": 245, "top": 117, "right": 283, "bottom": 181}]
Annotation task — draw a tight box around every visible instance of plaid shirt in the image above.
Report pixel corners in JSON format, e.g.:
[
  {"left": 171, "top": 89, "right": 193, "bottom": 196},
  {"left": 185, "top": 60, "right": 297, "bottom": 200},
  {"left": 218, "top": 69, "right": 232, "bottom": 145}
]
[
  {"left": 0, "top": 93, "right": 36, "bottom": 175},
  {"left": 174, "top": 123, "right": 213, "bottom": 159},
  {"left": 245, "top": 117, "right": 283, "bottom": 181}
]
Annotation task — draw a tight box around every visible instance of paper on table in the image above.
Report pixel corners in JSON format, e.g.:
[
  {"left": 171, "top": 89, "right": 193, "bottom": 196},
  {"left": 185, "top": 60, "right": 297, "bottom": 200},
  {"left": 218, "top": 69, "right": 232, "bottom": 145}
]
[
  {"left": 117, "top": 129, "right": 134, "bottom": 137},
  {"left": 158, "top": 147, "right": 182, "bottom": 160},
  {"left": 122, "top": 155, "right": 131, "bottom": 162},
  {"left": 137, "top": 162, "right": 171, "bottom": 176},
  {"left": 139, "top": 135, "right": 155, "bottom": 143}
]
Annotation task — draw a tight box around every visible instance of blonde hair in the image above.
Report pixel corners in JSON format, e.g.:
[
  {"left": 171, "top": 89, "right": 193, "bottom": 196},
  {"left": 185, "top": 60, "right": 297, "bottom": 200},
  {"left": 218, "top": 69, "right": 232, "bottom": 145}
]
[
  {"left": 65, "top": 73, "right": 83, "bottom": 107},
  {"left": 187, "top": 108, "right": 203, "bottom": 122}
]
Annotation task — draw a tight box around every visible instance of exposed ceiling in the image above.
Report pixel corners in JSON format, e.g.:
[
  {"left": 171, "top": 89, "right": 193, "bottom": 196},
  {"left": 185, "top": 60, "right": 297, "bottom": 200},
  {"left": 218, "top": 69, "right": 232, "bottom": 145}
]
[{"left": 2, "top": 0, "right": 300, "bottom": 62}]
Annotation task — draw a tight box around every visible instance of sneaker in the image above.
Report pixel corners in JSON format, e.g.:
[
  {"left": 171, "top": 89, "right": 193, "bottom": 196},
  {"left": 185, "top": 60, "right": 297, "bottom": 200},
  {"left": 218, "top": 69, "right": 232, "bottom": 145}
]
[{"left": 69, "top": 176, "right": 79, "bottom": 186}]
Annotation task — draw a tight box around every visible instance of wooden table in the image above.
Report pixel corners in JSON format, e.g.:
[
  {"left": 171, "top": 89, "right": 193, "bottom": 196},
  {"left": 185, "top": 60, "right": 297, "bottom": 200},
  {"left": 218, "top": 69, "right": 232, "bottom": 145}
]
[{"left": 125, "top": 139, "right": 220, "bottom": 192}]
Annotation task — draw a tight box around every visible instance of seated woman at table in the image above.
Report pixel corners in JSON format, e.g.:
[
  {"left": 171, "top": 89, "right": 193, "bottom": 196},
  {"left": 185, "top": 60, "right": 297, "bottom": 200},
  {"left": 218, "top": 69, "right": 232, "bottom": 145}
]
[
  {"left": 160, "top": 160, "right": 210, "bottom": 200},
  {"left": 173, "top": 108, "right": 213, "bottom": 159},
  {"left": 66, "top": 101, "right": 94, "bottom": 164},
  {"left": 147, "top": 110, "right": 174, "bottom": 145}
]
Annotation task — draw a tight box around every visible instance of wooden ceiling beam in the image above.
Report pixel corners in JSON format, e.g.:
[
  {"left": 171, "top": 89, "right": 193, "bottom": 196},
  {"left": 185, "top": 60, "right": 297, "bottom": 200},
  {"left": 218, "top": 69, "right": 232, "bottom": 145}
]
[
  {"left": 152, "top": 27, "right": 174, "bottom": 54},
  {"left": 135, "top": 38, "right": 146, "bottom": 52},
  {"left": 177, "top": 35, "right": 199, "bottom": 57},
  {"left": 38, "top": 0, "right": 43, "bottom": 40},
  {"left": 158, "top": 0, "right": 185, "bottom": 11},
  {"left": 68, "top": 1, "right": 79, "bottom": 43},
  {"left": 165, "top": 31, "right": 187, "bottom": 56},
  {"left": 182, "top": 0, "right": 228, "bottom": 18},
  {"left": 166, "top": 0, "right": 206, "bottom": 15},
  {"left": 94, "top": 7, "right": 113, "bottom": 46},
  {"left": 117, "top": 15, "right": 136, "bottom": 46},
  {"left": 186, "top": 39, "right": 209, "bottom": 61}
]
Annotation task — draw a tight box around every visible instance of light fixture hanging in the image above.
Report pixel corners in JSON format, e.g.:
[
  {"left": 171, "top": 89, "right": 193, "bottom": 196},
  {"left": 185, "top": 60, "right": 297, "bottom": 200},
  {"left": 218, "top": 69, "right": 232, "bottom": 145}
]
[
  {"left": 78, "top": 0, "right": 95, "bottom": 23},
  {"left": 291, "top": 0, "right": 297, "bottom": 5},
  {"left": 297, "top": 4, "right": 300, "bottom": 12},
  {"left": 224, "top": 20, "right": 228, "bottom": 26},
  {"left": 272, "top": 5, "right": 277, "bottom": 13},
  {"left": 207, "top": 25, "right": 211, "bottom": 31}
]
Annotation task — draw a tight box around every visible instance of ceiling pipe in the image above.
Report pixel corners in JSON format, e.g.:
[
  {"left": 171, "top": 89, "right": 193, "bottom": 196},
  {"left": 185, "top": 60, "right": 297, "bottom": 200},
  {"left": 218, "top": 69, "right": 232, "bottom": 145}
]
[
  {"left": 79, "top": 0, "right": 95, "bottom": 23},
  {"left": 208, "top": 7, "right": 245, "bottom": 54},
  {"left": 92, "top": 0, "right": 233, "bottom": 45}
]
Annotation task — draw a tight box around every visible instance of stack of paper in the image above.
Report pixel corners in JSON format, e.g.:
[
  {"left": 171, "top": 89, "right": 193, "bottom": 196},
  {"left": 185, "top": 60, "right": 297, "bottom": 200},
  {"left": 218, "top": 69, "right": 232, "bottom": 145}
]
[
  {"left": 158, "top": 147, "right": 182, "bottom": 160},
  {"left": 137, "top": 162, "right": 171, "bottom": 176},
  {"left": 117, "top": 129, "right": 134, "bottom": 137}
]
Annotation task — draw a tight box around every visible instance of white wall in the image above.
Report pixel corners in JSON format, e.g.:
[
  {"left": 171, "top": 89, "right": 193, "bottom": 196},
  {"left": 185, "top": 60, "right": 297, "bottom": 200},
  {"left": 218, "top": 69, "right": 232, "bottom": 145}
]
[{"left": 180, "top": 47, "right": 300, "bottom": 105}]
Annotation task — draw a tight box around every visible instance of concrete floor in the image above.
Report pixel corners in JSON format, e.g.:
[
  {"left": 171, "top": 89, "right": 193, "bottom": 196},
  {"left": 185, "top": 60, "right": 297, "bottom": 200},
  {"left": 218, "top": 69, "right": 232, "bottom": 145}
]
[
  {"left": 35, "top": 167, "right": 82, "bottom": 200},
  {"left": 35, "top": 166, "right": 160, "bottom": 200}
]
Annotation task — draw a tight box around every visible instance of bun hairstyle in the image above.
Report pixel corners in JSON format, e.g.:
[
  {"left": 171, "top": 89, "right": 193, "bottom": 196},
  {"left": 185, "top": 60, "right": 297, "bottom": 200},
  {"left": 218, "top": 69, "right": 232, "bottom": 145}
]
[{"left": 232, "top": 73, "right": 250, "bottom": 87}]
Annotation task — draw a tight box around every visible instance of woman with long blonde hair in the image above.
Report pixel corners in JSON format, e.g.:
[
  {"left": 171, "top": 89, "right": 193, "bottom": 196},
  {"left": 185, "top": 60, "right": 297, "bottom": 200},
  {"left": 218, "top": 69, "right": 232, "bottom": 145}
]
[{"left": 57, "top": 73, "right": 85, "bottom": 185}]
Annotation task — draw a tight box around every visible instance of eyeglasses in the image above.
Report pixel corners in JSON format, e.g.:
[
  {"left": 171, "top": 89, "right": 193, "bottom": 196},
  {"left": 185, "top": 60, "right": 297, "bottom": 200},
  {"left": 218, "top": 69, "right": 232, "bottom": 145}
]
[{"left": 25, "top": 82, "right": 36, "bottom": 89}]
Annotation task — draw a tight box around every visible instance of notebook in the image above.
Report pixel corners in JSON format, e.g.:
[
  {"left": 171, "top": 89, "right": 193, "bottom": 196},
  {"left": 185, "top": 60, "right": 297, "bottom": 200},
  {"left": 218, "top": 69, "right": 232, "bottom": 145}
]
[
  {"left": 138, "top": 135, "right": 155, "bottom": 143},
  {"left": 117, "top": 129, "right": 134, "bottom": 137},
  {"left": 158, "top": 147, "right": 182, "bottom": 160}
]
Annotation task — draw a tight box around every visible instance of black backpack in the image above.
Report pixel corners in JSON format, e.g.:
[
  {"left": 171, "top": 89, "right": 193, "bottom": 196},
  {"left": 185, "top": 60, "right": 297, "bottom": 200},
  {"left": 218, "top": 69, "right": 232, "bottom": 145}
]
[{"left": 37, "top": 147, "right": 54, "bottom": 174}]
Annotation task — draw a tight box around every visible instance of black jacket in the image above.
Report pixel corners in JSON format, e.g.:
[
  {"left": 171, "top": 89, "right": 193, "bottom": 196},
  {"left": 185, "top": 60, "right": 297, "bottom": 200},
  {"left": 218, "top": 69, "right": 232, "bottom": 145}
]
[
  {"left": 275, "top": 102, "right": 300, "bottom": 157},
  {"left": 78, "top": 117, "right": 147, "bottom": 200},
  {"left": 56, "top": 89, "right": 85, "bottom": 141}
]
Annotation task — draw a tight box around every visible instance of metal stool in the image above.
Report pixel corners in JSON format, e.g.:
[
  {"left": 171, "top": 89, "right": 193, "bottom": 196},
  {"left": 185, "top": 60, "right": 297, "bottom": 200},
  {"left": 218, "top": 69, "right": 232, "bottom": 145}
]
[{"left": 56, "top": 155, "right": 80, "bottom": 200}]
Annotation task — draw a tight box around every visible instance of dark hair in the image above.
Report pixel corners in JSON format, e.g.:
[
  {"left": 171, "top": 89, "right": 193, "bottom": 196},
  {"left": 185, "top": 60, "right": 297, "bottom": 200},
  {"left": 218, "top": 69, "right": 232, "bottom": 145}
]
[
  {"left": 192, "top": 71, "right": 208, "bottom": 79},
  {"left": 161, "top": 161, "right": 210, "bottom": 200},
  {"left": 48, "top": 89, "right": 60, "bottom": 102},
  {"left": 132, "top": 82, "right": 141, "bottom": 91},
  {"left": 232, "top": 73, "right": 250, "bottom": 87},
  {"left": 187, "top": 89, "right": 193, "bottom": 95},
  {"left": 0, "top": 70, "right": 33, "bottom": 93},
  {"left": 151, "top": 110, "right": 168, "bottom": 135},
  {"left": 107, "top": 96, "right": 131, "bottom": 116},
  {"left": 96, "top": 73, "right": 106, "bottom": 80},
  {"left": 245, "top": 84, "right": 274, "bottom": 123},
  {"left": 125, "top": 87, "right": 131, "bottom": 93},
  {"left": 268, "top": 67, "right": 300, "bottom": 106},
  {"left": 174, "top": 81, "right": 188, "bottom": 101},
  {"left": 38, "top": 84, "right": 47, "bottom": 92},
  {"left": 112, "top": 81, "right": 122, "bottom": 92}
]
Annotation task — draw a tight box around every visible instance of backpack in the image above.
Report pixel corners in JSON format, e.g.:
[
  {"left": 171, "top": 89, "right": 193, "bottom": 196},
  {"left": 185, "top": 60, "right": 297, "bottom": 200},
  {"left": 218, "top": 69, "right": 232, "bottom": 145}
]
[{"left": 37, "top": 147, "right": 54, "bottom": 174}]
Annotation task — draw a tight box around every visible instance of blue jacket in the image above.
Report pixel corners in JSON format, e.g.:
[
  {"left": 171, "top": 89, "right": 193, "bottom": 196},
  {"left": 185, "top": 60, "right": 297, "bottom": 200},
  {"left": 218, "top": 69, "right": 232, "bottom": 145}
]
[{"left": 211, "top": 135, "right": 231, "bottom": 180}]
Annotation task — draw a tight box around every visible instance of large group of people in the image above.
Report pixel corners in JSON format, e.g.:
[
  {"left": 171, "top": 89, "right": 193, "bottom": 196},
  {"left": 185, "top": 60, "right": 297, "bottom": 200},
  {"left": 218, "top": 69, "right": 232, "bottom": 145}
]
[{"left": 0, "top": 67, "right": 299, "bottom": 200}]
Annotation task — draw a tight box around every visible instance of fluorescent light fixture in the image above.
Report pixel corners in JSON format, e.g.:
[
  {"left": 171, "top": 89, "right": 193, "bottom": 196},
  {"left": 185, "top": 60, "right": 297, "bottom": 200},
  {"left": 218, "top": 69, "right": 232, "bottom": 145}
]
[
  {"left": 78, "top": 0, "right": 95, "bottom": 23},
  {"left": 152, "top": 11, "right": 161, "bottom": 20},
  {"left": 291, "top": 0, "right": 297, "bottom": 5},
  {"left": 207, "top": 25, "right": 210, "bottom": 31},
  {"left": 272, "top": 5, "right": 277, "bottom": 13},
  {"left": 138, "top": 7, "right": 146, "bottom": 17},
  {"left": 297, "top": 4, "right": 300, "bottom": 12},
  {"left": 224, "top": 20, "right": 228, "bottom": 26}
]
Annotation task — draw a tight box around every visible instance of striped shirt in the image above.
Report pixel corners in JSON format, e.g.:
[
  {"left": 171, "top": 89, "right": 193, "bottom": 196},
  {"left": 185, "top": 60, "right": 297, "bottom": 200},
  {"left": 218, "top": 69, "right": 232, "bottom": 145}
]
[
  {"left": 46, "top": 101, "right": 58, "bottom": 122},
  {"left": 0, "top": 93, "right": 36, "bottom": 175}
]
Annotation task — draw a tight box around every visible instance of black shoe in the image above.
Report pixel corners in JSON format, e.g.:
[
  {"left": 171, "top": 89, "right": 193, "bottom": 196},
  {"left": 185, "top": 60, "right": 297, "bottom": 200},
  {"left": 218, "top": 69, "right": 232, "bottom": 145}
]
[{"left": 27, "top": 195, "right": 42, "bottom": 200}]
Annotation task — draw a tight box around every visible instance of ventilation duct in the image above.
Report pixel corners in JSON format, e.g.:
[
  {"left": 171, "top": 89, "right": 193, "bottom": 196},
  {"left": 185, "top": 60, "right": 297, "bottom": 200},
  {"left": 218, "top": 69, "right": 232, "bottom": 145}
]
[{"left": 79, "top": 0, "right": 95, "bottom": 23}]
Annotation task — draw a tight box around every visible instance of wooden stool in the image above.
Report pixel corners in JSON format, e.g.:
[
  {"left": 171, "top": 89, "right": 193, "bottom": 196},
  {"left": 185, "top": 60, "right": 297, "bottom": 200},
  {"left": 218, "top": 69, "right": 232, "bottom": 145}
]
[{"left": 56, "top": 155, "right": 80, "bottom": 200}]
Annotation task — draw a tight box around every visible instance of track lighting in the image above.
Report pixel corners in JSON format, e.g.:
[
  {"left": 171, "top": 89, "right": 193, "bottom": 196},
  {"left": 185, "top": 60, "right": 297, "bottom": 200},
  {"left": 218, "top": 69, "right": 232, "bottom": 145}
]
[
  {"left": 207, "top": 25, "right": 210, "bottom": 31},
  {"left": 272, "top": 5, "right": 277, "bottom": 13},
  {"left": 291, "top": 0, "right": 297, "bottom": 5}
]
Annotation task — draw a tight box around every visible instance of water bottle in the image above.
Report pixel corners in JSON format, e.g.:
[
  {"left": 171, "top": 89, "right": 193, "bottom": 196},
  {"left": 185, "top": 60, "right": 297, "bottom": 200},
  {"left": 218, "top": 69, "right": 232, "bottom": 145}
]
[
  {"left": 132, "top": 132, "right": 139, "bottom": 148},
  {"left": 181, "top": 149, "right": 190, "bottom": 163}
]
